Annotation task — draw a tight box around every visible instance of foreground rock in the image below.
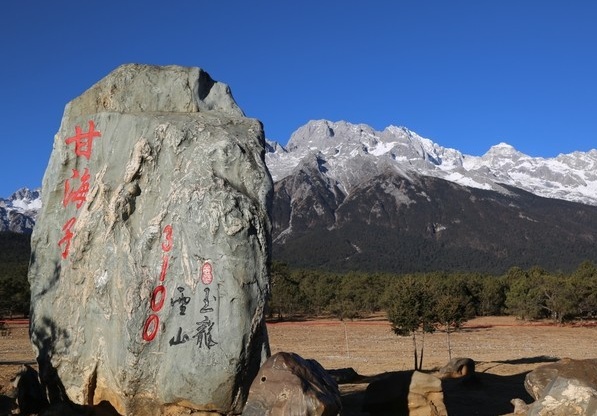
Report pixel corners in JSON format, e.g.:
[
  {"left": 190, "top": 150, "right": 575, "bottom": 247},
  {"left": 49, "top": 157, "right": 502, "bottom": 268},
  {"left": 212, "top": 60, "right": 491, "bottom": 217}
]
[
  {"left": 28, "top": 64, "right": 272, "bottom": 415},
  {"left": 522, "top": 358, "right": 597, "bottom": 416},
  {"left": 242, "top": 352, "right": 341, "bottom": 416},
  {"left": 363, "top": 371, "right": 447, "bottom": 415},
  {"left": 438, "top": 357, "right": 476, "bottom": 381},
  {"left": 526, "top": 377, "right": 597, "bottom": 415},
  {"left": 524, "top": 358, "right": 597, "bottom": 400}
]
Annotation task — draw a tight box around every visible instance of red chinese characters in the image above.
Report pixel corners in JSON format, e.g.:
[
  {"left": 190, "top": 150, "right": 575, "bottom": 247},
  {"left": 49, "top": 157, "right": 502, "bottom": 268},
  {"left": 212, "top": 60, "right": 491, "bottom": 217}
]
[
  {"left": 63, "top": 168, "right": 90, "bottom": 208},
  {"left": 58, "top": 121, "right": 101, "bottom": 259},
  {"left": 65, "top": 120, "right": 101, "bottom": 160},
  {"left": 58, "top": 217, "right": 76, "bottom": 259},
  {"left": 142, "top": 225, "right": 173, "bottom": 342}
]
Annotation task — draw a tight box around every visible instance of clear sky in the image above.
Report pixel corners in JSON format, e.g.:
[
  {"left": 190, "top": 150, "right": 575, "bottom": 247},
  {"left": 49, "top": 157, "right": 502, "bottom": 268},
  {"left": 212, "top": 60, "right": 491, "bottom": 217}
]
[{"left": 1, "top": 1, "right": 596, "bottom": 197}]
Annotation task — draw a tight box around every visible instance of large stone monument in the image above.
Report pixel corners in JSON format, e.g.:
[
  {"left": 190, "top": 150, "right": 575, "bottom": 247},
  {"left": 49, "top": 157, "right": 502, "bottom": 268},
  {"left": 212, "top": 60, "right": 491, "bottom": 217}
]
[{"left": 28, "top": 64, "right": 272, "bottom": 415}]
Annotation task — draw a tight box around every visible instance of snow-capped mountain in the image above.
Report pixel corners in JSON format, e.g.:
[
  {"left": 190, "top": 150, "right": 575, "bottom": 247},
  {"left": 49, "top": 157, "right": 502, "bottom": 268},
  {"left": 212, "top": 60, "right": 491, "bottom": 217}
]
[
  {"left": 266, "top": 120, "right": 597, "bottom": 273},
  {"left": 266, "top": 120, "right": 597, "bottom": 206},
  {"left": 3, "top": 120, "right": 597, "bottom": 273},
  {"left": 0, "top": 188, "right": 41, "bottom": 233}
]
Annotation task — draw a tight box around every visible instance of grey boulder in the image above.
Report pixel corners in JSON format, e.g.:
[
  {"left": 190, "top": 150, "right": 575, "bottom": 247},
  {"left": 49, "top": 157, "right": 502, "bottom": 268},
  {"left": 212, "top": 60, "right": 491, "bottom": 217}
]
[
  {"left": 523, "top": 358, "right": 597, "bottom": 416},
  {"left": 28, "top": 64, "right": 272, "bottom": 415}
]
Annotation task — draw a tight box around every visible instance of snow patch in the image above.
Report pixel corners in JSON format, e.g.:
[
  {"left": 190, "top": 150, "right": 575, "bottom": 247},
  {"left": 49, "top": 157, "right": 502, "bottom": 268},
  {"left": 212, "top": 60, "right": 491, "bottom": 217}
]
[{"left": 369, "top": 141, "right": 397, "bottom": 156}]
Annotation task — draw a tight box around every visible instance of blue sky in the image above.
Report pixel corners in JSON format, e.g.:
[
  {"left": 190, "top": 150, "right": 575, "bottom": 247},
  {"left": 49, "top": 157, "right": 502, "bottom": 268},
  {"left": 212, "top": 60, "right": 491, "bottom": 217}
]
[{"left": 1, "top": 1, "right": 596, "bottom": 196}]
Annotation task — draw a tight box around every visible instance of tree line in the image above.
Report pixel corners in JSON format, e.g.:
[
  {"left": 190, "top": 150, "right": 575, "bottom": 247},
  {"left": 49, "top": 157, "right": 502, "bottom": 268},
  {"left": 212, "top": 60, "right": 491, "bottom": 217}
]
[
  {"left": 269, "top": 260, "right": 597, "bottom": 324},
  {"left": 0, "top": 232, "right": 31, "bottom": 318},
  {"left": 2, "top": 226, "right": 596, "bottom": 329},
  {"left": 269, "top": 260, "right": 597, "bottom": 370}
]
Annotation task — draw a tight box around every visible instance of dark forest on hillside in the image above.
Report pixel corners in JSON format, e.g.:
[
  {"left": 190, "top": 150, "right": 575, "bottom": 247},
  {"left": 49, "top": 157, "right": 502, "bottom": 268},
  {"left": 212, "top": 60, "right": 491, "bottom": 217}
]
[
  {"left": 2, "top": 231, "right": 596, "bottom": 324},
  {"left": 0, "top": 232, "right": 31, "bottom": 316}
]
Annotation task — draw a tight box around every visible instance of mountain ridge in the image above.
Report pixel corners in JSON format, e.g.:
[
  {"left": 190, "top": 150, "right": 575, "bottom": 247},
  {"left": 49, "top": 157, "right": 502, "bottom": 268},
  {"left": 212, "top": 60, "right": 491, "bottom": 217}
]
[
  {"left": 266, "top": 119, "right": 597, "bottom": 273},
  {"left": 0, "top": 188, "right": 40, "bottom": 233},
  {"left": 4, "top": 120, "right": 597, "bottom": 274},
  {"left": 266, "top": 119, "right": 597, "bottom": 207}
]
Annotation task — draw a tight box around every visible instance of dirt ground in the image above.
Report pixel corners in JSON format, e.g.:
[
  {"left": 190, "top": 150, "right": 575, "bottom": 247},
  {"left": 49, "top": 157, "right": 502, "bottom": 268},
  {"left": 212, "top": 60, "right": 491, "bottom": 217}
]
[
  {"left": 0, "top": 321, "right": 36, "bottom": 414},
  {"left": 1, "top": 316, "right": 597, "bottom": 415},
  {"left": 267, "top": 315, "right": 597, "bottom": 415}
]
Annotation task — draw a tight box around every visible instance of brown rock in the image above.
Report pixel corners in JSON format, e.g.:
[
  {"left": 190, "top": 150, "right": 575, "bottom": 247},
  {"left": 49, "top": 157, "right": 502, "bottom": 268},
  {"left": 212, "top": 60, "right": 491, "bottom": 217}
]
[
  {"left": 242, "top": 352, "right": 341, "bottom": 416},
  {"left": 438, "top": 357, "right": 475, "bottom": 381},
  {"left": 527, "top": 376, "right": 597, "bottom": 416},
  {"left": 524, "top": 358, "right": 597, "bottom": 415},
  {"left": 408, "top": 371, "right": 447, "bottom": 416},
  {"left": 525, "top": 358, "right": 597, "bottom": 400}
]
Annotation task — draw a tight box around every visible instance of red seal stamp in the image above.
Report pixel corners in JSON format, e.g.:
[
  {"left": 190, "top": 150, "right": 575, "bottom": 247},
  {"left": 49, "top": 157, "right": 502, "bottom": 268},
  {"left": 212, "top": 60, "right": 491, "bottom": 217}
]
[{"left": 201, "top": 262, "right": 213, "bottom": 285}]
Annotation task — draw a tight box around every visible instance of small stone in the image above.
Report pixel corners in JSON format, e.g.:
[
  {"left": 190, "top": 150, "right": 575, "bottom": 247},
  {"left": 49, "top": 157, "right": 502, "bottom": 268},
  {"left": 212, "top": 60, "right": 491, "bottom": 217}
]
[{"left": 438, "top": 357, "right": 476, "bottom": 381}]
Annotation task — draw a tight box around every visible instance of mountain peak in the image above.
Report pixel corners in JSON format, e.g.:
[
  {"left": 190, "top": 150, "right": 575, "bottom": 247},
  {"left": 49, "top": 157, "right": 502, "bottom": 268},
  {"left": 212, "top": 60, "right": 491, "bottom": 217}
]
[
  {"left": 2, "top": 187, "right": 42, "bottom": 213},
  {"left": 484, "top": 142, "right": 525, "bottom": 157},
  {"left": 267, "top": 120, "right": 597, "bottom": 207},
  {"left": 286, "top": 120, "right": 377, "bottom": 151},
  {"left": 494, "top": 142, "right": 514, "bottom": 148},
  {"left": 267, "top": 119, "right": 467, "bottom": 183},
  {"left": 9, "top": 187, "right": 41, "bottom": 202},
  {"left": 0, "top": 187, "right": 41, "bottom": 233}
]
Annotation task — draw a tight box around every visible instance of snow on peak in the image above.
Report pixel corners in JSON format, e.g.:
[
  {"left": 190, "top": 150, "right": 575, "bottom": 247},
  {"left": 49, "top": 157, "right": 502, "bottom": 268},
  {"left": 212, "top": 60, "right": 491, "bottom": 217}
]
[
  {"left": 483, "top": 142, "right": 526, "bottom": 158},
  {"left": 286, "top": 120, "right": 378, "bottom": 151},
  {"left": 285, "top": 120, "right": 462, "bottom": 164},
  {"left": 494, "top": 142, "right": 514, "bottom": 149},
  {"left": 2, "top": 187, "right": 42, "bottom": 212},
  {"left": 266, "top": 120, "right": 597, "bottom": 207},
  {"left": 266, "top": 120, "right": 467, "bottom": 185}
]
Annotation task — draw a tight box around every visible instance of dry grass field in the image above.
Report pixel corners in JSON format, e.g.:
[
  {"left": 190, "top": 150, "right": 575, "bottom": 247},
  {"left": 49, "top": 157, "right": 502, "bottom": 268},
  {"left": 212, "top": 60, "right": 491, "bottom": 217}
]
[
  {"left": 268, "top": 315, "right": 597, "bottom": 415},
  {"left": 1, "top": 316, "right": 597, "bottom": 415}
]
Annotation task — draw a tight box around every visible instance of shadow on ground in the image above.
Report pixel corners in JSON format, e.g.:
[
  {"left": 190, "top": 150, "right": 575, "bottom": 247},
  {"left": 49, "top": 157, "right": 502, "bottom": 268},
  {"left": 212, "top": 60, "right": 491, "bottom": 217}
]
[
  {"left": 442, "top": 371, "right": 533, "bottom": 416},
  {"left": 0, "top": 393, "right": 120, "bottom": 416},
  {"left": 338, "top": 367, "right": 537, "bottom": 416},
  {"left": 494, "top": 355, "right": 559, "bottom": 365}
]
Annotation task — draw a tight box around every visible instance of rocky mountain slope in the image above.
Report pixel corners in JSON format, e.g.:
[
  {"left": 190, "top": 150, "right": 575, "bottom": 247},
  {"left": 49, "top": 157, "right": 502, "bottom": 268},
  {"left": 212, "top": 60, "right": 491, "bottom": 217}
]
[
  {"left": 0, "top": 188, "right": 40, "bottom": 233},
  {"left": 267, "top": 120, "right": 597, "bottom": 207},
  {"left": 5, "top": 119, "right": 597, "bottom": 273},
  {"left": 266, "top": 120, "right": 597, "bottom": 274}
]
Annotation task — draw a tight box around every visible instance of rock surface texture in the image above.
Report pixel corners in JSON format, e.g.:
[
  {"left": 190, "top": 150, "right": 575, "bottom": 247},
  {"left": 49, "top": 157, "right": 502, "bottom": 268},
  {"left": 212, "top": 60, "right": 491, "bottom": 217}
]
[
  {"left": 524, "top": 358, "right": 597, "bottom": 416},
  {"left": 407, "top": 371, "right": 447, "bottom": 416},
  {"left": 28, "top": 64, "right": 272, "bottom": 415},
  {"left": 526, "top": 378, "right": 597, "bottom": 416},
  {"left": 525, "top": 358, "right": 597, "bottom": 400},
  {"left": 241, "top": 352, "right": 342, "bottom": 416}
]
